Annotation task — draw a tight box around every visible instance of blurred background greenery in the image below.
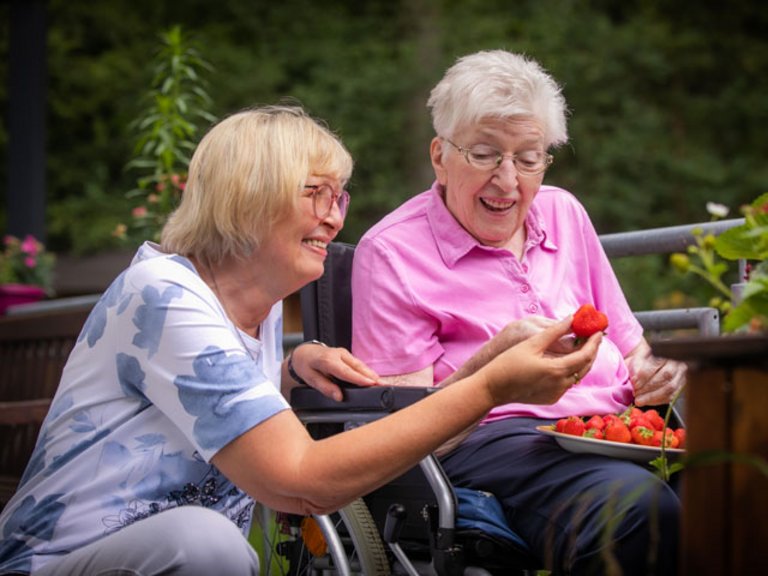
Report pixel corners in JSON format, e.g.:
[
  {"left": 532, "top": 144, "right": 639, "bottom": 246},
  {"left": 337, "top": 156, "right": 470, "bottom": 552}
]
[{"left": 0, "top": 0, "right": 766, "bottom": 310}]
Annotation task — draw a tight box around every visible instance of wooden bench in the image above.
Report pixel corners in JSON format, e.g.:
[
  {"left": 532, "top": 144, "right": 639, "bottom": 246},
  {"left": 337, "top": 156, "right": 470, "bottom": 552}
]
[{"left": 0, "top": 304, "right": 93, "bottom": 510}]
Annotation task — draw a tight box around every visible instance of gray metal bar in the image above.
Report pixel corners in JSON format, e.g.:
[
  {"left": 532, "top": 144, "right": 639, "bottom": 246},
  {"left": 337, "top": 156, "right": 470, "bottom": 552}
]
[
  {"left": 5, "top": 293, "right": 100, "bottom": 316},
  {"left": 283, "top": 331, "right": 304, "bottom": 350},
  {"left": 418, "top": 455, "right": 457, "bottom": 532},
  {"left": 634, "top": 307, "right": 720, "bottom": 337},
  {"left": 599, "top": 219, "right": 743, "bottom": 258},
  {"left": 314, "top": 513, "right": 353, "bottom": 576}
]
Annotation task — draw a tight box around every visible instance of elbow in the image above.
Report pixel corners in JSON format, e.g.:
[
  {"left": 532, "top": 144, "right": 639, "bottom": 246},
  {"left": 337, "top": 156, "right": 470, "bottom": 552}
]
[{"left": 295, "top": 494, "right": 351, "bottom": 516}]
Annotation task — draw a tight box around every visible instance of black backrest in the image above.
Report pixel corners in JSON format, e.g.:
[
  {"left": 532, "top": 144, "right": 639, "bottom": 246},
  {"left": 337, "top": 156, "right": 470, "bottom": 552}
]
[{"left": 300, "top": 242, "right": 356, "bottom": 349}]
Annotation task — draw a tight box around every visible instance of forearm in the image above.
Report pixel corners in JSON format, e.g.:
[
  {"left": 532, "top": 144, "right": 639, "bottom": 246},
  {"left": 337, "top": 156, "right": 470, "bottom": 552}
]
[
  {"left": 219, "top": 374, "right": 494, "bottom": 515},
  {"left": 304, "top": 376, "right": 493, "bottom": 509}
]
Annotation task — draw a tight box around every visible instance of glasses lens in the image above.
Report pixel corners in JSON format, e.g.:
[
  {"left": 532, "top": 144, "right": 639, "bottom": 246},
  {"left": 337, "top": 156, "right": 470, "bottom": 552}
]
[
  {"left": 312, "top": 185, "right": 349, "bottom": 218},
  {"left": 312, "top": 185, "right": 330, "bottom": 218},
  {"left": 337, "top": 190, "right": 350, "bottom": 218},
  {"left": 515, "top": 151, "right": 549, "bottom": 175},
  {"left": 466, "top": 145, "right": 500, "bottom": 169}
]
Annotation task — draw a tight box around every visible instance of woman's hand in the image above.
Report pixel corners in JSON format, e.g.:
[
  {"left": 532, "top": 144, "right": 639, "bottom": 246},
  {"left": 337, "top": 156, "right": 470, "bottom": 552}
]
[
  {"left": 482, "top": 317, "right": 602, "bottom": 407},
  {"left": 625, "top": 340, "right": 686, "bottom": 406},
  {"left": 285, "top": 342, "right": 380, "bottom": 401}
]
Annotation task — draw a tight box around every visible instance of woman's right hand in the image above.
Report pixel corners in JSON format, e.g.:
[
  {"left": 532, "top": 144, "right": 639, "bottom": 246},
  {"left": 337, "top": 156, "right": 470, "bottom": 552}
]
[{"left": 482, "top": 317, "right": 602, "bottom": 407}]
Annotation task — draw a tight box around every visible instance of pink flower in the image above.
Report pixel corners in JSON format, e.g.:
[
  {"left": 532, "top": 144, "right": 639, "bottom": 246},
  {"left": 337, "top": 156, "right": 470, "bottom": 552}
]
[
  {"left": 170, "top": 173, "right": 186, "bottom": 191},
  {"left": 132, "top": 206, "right": 148, "bottom": 218},
  {"left": 21, "top": 235, "right": 40, "bottom": 256},
  {"left": 24, "top": 256, "right": 37, "bottom": 268}
]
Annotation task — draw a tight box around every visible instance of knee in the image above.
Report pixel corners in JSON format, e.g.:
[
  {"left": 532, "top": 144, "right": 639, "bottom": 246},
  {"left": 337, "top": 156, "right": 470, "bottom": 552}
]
[
  {"left": 170, "top": 507, "right": 260, "bottom": 574},
  {"left": 620, "top": 480, "right": 680, "bottom": 537}
]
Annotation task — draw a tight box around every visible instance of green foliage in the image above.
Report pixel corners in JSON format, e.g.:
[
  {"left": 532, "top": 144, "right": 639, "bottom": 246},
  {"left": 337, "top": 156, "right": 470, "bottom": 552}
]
[
  {"left": 2, "top": 0, "right": 768, "bottom": 310},
  {"left": 120, "top": 25, "right": 216, "bottom": 244},
  {"left": 670, "top": 194, "right": 768, "bottom": 332}
]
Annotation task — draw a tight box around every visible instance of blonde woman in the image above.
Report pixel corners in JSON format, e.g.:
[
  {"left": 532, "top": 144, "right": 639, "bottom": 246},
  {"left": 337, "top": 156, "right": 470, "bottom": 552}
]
[{"left": 0, "top": 105, "right": 599, "bottom": 576}]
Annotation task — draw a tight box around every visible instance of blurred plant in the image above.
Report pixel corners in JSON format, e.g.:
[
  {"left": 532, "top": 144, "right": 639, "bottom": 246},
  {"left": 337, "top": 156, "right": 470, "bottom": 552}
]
[
  {"left": 114, "top": 25, "right": 216, "bottom": 244},
  {"left": 0, "top": 235, "right": 56, "bottom": 294},
  {"left": 670, "top": 193, "right": 768, "bottom": 332}
]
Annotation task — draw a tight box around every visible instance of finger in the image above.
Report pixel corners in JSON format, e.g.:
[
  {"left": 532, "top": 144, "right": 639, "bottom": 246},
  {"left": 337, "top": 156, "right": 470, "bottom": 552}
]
[
  {"left": 527, "top": 316, "right": 574, "bottom": 350},
  {"left": 331, "top": 352, "right": 379, "bottom": 386},
  {"left": 316, "top": 350, "right": 379, "bottom": 388},
  {"left": 305, "top": 375, "right": 345, "bottom": 402},
  {"left": 562, "top": 330, "right": 602, "bottom": 377}
]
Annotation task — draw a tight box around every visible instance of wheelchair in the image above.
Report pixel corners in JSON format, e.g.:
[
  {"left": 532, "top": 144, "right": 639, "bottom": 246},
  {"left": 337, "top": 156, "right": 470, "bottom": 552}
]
[
  {"left": 270, "top": 224, "right": 727, "bottom": 575},
  {"left": 274, "top": 241, "right": 540, "bottom": 576}
]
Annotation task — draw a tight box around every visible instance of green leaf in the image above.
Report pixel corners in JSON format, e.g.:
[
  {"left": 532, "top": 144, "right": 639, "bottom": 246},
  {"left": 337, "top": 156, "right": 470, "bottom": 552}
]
[{"left": 715, "top": 224, "right": 764, "bottom": 260}]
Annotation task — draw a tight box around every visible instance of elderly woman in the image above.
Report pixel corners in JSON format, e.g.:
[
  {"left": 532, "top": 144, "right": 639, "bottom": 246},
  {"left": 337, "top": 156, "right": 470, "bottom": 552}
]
[
  {"left": 351, "top": 51, "right": 686, "bottom": 575},
  {"left": 0, "top": 106, "right": 600, "bottom": 576}
]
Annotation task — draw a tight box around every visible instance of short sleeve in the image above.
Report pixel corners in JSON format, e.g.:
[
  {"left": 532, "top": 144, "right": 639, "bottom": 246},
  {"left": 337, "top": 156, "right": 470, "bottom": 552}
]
[{"left": 351, "top": 236, "right": 443, "bottom": 375}]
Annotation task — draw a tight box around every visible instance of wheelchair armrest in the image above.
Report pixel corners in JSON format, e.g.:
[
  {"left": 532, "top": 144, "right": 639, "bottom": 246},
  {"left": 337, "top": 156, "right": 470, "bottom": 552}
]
[{"left": 291, "top": 384, "right": 437, "bottom": 413}]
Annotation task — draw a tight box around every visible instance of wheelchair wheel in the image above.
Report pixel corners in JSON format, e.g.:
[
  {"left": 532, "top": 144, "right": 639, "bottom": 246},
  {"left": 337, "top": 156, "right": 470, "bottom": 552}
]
[{"left": 272, "top": 498, "right": 390, "bottom": 576}]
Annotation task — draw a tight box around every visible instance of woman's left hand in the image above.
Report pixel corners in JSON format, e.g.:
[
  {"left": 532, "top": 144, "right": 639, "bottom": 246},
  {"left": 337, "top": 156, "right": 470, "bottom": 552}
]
[
  {"left": 625, "top": 339, "right": 686, "bottom": 406},
  {"left": 286, "top": 343, "right": 380, "bottom": 401}
]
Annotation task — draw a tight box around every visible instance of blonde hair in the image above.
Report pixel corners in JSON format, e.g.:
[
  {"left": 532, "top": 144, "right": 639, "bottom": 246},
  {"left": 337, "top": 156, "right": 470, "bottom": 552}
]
[
  {"left": 428, "top": 50, "right": 568, "bottom": 148},
  {"left": 161, "top": 105, "right": 353, "bottom": 262}
]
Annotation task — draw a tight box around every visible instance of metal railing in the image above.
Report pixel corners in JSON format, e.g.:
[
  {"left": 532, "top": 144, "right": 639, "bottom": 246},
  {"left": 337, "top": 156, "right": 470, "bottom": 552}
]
[{"left": 599, "top": 218, "right": 743, "bottom": 258}]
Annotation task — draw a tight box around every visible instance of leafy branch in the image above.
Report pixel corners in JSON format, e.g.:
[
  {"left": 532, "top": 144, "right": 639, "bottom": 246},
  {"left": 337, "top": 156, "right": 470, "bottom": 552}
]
[{"left": 115, "top": 25, "right": 217, "bottom": 244}]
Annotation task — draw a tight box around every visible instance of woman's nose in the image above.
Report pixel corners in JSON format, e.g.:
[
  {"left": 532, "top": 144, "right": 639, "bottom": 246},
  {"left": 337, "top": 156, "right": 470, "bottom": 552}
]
[
  {"left": 322, "top": 201, "right": 345, "bottom": 231},
  {"left": 493, "top": 157, "right": 520, "bottom": 186}
]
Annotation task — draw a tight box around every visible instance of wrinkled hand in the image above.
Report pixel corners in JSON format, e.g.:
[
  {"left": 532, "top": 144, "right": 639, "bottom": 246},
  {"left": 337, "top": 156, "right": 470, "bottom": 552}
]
[
  {"left": 494, "top": 315, "right": 577, "bottom": 356},
  {"left": 625, "top": 340, "right": 687, "bottom": 406},
  {"left": 289, "top": 343, "right": 380, "bottom": 401},
  {"left": 483, "top": 317, "right": 602, "bottom": 407}
]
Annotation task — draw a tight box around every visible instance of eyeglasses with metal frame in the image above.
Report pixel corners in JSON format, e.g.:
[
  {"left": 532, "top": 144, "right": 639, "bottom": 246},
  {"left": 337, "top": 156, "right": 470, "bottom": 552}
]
[{"left": 443, "top": 138, "right": 554, "bottom": 176}]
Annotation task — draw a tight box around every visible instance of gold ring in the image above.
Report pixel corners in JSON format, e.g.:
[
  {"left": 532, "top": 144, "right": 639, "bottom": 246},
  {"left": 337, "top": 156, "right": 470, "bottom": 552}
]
[{"left": 572, "top": 372, "right": 581, "bottom": 383}]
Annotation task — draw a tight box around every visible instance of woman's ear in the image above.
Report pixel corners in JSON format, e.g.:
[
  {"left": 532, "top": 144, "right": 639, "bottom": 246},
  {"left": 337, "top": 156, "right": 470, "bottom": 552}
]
[{"left": 430, "top": 137, "right": 448, "bottom": 185}]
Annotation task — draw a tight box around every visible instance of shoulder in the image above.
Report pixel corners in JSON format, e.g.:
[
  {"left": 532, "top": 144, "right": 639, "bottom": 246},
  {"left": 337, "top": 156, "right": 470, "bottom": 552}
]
[
  {"left": 359, "top": 190, "right": 433, "bottom": 246},
  {"left": 535, "top": 185, "right": 589, "bottom": 214}
]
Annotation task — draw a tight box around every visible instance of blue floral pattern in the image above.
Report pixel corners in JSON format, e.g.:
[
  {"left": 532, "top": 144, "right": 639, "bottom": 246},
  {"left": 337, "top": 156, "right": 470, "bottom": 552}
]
[{"left": 0, "top": 242, "right": 289, "bottom": 573}]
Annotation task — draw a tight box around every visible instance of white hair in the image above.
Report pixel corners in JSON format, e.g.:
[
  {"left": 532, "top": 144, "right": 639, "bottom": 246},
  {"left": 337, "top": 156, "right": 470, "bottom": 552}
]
[{"left": 427, "top": 50, "right": 568, "bottom": 148}]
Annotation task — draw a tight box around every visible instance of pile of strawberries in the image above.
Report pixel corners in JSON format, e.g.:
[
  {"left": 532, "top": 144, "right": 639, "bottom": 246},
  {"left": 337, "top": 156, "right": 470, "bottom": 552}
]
[{"left": 554, "top": 406, "right": 685, "bottom": 449}]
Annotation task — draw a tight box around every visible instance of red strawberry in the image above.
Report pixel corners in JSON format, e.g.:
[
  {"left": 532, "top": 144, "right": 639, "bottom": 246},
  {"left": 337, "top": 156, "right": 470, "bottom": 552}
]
[
  {"left": 673, "top": 428, "right": 686, "bottom": 449},
  {"left": 628, "top": 414, "right": 653, "bottom": 431},
  {"left": 652, "top": 429, "right": 679, "bottom": 448},
  {"left": 561, "top": 416, "right": 586, "bottom": 437},
  {"left": 585, "top": 415, "right": 606, "bottom": 432},
  {"left": 643, "top": 409, "right": 665, "bottom": 431},
  {"left": 630, "top": 425, "right": 655, "bottom": 446},
  {"left": 604, "top": 419, "right": 631, "bottom": 443},
  {"left": 583, "top": 428, "right": 604, "bottom": 440},
  {"left": 572, "top": 304, "right": 609, "bottom": 342}
]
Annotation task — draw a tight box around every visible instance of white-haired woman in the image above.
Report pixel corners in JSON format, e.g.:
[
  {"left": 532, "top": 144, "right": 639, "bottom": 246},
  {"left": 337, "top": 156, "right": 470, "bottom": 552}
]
[
  {"left": 352, "top": 51, "right": 686, "bottom": 575},
  {"left": 0, "top": 105, "right": 600, "bottom": 576}
]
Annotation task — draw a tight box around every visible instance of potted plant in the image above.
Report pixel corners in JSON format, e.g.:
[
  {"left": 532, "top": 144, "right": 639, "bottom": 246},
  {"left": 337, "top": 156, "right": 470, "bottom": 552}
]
[
  {"left": 670, "top": 192, "right": 768, "bottom": 333},
  {"left": 0, "top": 234, "right": 56, "bottom": 314}
]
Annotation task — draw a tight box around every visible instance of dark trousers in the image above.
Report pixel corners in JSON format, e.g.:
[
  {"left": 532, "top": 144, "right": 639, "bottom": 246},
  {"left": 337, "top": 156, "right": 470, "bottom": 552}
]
[{"left": 440, "top": 418, "right": 680, "bottom": 576}]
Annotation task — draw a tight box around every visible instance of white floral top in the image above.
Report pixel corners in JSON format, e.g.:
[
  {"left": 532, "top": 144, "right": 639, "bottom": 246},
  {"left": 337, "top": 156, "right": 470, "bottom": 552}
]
[{"left": 0, "top": 242, "right": 290, "bottom": 574}]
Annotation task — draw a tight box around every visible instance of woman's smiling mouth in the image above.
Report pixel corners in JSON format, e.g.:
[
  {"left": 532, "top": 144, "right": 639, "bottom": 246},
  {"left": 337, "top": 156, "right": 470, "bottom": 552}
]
[{"left": 480, "top": 197, "right": 517, "bottom": 212}]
